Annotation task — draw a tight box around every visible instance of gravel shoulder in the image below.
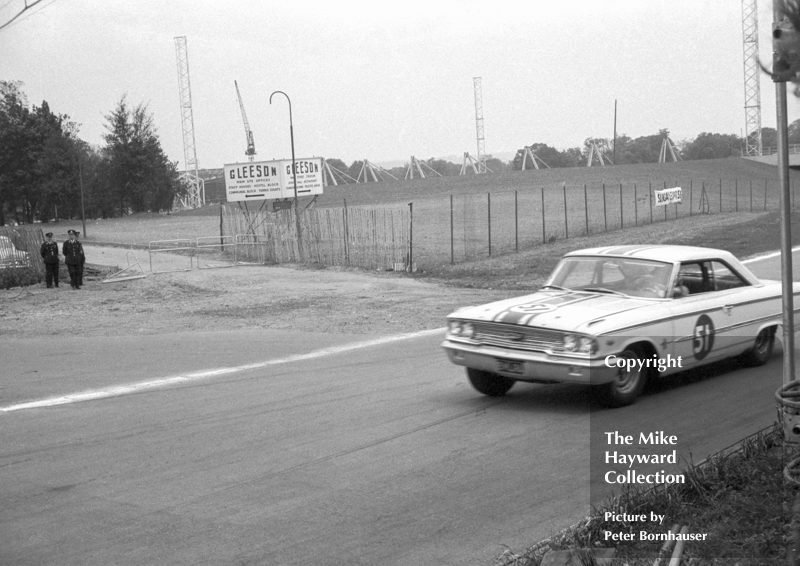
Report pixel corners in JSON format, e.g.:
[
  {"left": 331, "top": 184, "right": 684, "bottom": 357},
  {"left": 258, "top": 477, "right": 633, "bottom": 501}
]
[{"left": 0, "top": 245, "right": 509, "bottom": 339}]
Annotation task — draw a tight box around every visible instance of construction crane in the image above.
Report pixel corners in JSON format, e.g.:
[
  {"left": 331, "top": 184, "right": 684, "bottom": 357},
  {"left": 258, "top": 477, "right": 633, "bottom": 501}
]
[{"left": 235, "top": 80, "right": 256, "bottom": 161}]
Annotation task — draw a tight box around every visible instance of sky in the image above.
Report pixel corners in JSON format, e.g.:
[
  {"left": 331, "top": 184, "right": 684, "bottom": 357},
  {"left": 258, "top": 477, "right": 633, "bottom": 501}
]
[{"left": 1, "top": 0, "right": 797, "bottom": 170}]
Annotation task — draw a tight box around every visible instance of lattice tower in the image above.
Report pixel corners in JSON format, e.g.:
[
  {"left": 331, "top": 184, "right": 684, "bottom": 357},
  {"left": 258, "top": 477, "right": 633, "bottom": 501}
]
[
  {"left": 742, "top": 0, "right": 762, "bottom": 156},
  {"left": 174, "top": 36, "right": 204, "bottom": 208},
  {"left": 473, "top": 77, "right": 487, "bottom": 173}
]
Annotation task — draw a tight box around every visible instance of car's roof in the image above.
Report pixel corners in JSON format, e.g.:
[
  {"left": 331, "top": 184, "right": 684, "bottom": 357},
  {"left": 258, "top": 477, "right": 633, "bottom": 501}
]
[{"left": 564, "top": 245, "right": 738, "bottom": 263}]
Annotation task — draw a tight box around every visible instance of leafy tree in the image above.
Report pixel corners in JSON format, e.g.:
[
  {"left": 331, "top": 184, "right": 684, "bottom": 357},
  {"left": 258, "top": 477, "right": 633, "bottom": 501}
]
[
  {"left": 102, "top": 96, "right": 180, "bottom": 214},
  {"left": 760, "top": 127, "right": 778, "bottom": 150},
  {"left": 0, "top": 82, "right": 83, "bottom": 224},
  {"left": 324, "top": 158, "right": 348, "bottom": 171},
  {"left": 682, "top": 132, "right": 742, "bottom": 160},
  {"left": 610, "top": 130, "right": 687, "bottom": 164},
  {"left": 484, "top": 156, "right": 508, "bottom": 173},
  {"left": 0, "top": 81, "right": 34, "bottom": 224},
  {"left": 582, "top": 137, "right": 615, "bottom": 165},
  {"left": 512, "top": 143, "right": 580, "bottom": 169},
  {"left": 347, "top": 160, "right": 365, "bottom": 181},
  {"left": 425, "top": 158, "right": 460, "bottom": 176},
  {"left": 788, "top": 119, "right": 800, "bottom": 145}
]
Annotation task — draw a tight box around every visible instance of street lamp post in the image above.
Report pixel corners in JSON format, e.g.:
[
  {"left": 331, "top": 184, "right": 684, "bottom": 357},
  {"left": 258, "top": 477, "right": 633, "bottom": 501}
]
[{"left": 269, "top": 90, "right": 303, "bottom": 260}]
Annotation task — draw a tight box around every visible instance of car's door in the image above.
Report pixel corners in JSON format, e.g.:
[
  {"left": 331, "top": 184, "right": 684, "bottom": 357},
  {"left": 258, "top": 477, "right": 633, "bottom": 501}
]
[
  {"left": 705, "top": 260, "right": 779, "bottom": 355},
  {"left": 668, "top": 260, "right": 760, "bottom": 366}
]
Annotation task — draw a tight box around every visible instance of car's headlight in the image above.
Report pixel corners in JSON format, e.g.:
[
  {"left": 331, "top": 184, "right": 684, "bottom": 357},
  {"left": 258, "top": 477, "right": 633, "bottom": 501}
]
[
  {"left": 564, "top": 334, "right": 597, "bottom": 354},
  {"left": 448, "top": 320, "right": 476, "bottom": 339},
  {"left": 448, "top": 320, "right": 462, "bottom": 336},
  {"left": 579, "top": 336, "right": 598, "bottom": 355}
]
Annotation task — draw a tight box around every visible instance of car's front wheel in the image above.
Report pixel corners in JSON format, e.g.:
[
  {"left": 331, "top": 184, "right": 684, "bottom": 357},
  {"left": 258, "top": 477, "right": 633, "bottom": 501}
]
[
  {"left": 740, "top": 326, "right": 775, "bottom": 367},
  {"left": 466, "top": 368, "right": 515, "bottom": 397},
  {"left": 595, "top": 345, "right": 650, "bottom": 408}
]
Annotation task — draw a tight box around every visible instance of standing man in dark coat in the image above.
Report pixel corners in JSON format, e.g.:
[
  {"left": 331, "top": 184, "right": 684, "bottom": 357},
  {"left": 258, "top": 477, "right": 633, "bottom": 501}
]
[
  {"left": 40, "top": 232, "right": 60, "bottom": 288},
  {"left": 62, "top": 229, "right": 85, "bottom": 290}
]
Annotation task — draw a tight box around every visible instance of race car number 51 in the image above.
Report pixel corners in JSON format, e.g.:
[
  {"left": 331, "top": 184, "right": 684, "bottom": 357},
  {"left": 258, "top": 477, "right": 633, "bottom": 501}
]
[{"left": 693, "top": 314, "right": 715, "bottom": 360}]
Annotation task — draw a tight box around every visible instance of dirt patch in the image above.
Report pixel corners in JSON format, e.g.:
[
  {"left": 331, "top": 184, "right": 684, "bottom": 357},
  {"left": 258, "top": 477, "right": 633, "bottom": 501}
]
[
  {"left": 0, "top": 257, "right": 509, "bottom": 339},
  {"left": 2, "top": 211, "right": 793, "bottom": 340}
]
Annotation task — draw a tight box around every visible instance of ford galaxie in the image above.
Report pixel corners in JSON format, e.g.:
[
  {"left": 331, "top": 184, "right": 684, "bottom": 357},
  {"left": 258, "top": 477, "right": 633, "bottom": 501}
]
[{"left": 442, "top": 245, "right": 791, "bottom": 407}]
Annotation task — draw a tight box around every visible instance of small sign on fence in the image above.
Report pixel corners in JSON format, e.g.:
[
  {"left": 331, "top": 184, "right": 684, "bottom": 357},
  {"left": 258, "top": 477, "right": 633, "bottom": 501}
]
[{"left": 654, "top": 186, "right": 682, "bottom": 206}]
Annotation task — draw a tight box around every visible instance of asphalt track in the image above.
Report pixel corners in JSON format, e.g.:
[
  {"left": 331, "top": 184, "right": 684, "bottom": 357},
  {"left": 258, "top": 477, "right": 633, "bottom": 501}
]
[{"left": 1, "top": 250, "right": 798, "bottom": 566}]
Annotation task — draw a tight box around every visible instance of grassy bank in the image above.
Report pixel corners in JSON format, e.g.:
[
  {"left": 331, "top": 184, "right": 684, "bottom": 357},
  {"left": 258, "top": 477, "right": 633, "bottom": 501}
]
[
  {"left": 416, "top": 210, "right": 800, "bottom": 292},
  {"left": 497, "top": 425, "right": 788, "bottom": 565}
]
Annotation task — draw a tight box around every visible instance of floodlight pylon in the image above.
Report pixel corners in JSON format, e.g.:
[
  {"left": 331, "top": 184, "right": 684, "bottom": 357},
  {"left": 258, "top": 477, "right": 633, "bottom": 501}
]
[
  {"left": 473, "top": 77, "right": 487, "bottom": 174},
  {"left": 741, "top": 0, "right": 762, "bottom": 156},
  {"left": 174, "top": 36, "right": 204, "bottom": 208}
]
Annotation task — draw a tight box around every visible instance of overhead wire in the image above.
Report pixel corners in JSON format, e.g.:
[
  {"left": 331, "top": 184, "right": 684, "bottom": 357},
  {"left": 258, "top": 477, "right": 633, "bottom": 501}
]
[{"left": 0, "top": 0, "right": 57, "bottom": 32}]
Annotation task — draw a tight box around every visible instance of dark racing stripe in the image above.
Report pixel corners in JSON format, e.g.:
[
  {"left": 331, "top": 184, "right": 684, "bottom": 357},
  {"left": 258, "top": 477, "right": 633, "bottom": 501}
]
[{"left": 492, "top": 292, "right": 596, "bottom": 324}]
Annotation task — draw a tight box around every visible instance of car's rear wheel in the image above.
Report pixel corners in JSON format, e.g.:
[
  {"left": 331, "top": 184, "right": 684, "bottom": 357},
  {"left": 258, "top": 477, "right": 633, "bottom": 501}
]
[
  {"left": 466, "top": 368, "right": 515, "bottom": 397},
  {"left": 595, "top": 345, "right": 650, "bottom": 408},
  {"left": 741, "top": 327, "right": 775, "bottom": 367}
]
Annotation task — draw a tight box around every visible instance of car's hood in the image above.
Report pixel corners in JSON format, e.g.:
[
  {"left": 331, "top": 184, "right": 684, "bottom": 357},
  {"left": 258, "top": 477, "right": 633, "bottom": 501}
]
[{"left": 449, "top": 289, "right": 656, "bottom": 333}]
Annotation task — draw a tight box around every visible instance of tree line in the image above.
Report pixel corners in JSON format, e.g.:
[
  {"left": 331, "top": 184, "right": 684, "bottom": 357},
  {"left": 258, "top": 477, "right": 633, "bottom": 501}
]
[
  {"left": 0, "top": 81, "right": 181, "bottom": 226},
  {"left": 323, "top": 125, "right": 800, "bottom": 181},
  {"left": 5, "top": 79, "right": 800, "bottom": 221}
]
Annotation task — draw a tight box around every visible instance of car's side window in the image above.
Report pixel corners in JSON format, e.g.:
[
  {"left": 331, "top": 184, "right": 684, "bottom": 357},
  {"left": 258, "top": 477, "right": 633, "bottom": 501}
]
[
  {"left": 676, "top": 261, "right": 713, "bottom": 295},
  {"left": 710, "top": 261, "right": 749, "bottom": 291}
]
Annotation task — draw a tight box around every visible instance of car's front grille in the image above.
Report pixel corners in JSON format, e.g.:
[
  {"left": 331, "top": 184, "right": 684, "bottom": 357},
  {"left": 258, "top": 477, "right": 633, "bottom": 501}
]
[{"left": 472, "top": 322, "right": 565, "bottom": 353}]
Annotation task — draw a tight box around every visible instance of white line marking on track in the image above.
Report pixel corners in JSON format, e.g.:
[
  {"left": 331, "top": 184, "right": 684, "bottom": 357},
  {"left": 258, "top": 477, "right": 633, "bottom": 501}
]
[
  {"left": 742, "top": 246, "right": 800, "bottom": 264},
  {"left": 1, "top": 327, "right": 446, "bottom": 413}
]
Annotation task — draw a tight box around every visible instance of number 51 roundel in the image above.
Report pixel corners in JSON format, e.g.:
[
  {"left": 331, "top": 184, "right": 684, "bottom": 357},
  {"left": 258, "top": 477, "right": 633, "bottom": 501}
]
[{"left": 693, "top": 314, "right": 715, "bottom": 360}]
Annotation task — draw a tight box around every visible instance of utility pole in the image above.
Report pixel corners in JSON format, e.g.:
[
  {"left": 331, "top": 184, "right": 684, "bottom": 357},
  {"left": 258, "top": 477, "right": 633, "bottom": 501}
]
[
  {"left": 613, "top": 99, "right": 618, "bottom": 164},
  {"left": 772, "top": 2, "right": 797, "bottom": 441},
  {"left": 78, "top": 156, "right": 86, "bottom": 237}
]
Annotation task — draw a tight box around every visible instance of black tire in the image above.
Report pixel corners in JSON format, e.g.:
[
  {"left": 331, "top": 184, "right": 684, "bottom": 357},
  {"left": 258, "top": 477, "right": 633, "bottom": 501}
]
[
  {"left": 466, "top": 368, "right": 515, "bottom": 397},
  {"left": 740, "top": 327, "right": 775, "bottom": 367},
  {"left": 595, "top": 345, "right": 650, "bottom": 408}
]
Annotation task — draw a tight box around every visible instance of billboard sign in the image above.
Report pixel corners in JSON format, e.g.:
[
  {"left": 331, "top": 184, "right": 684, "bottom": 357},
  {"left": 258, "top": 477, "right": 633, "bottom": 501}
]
[
  {"left": 224, "top": 161, "right": 283, "bottom": 202},
  {"left": 654, "top": 187, "right": 682, "bottom": 206},
  {"left": 281, "top": 158, "right": 323, "bottom": 197},
  {"left": 224, "top": 157, "right": 324, "bottom": 202}
]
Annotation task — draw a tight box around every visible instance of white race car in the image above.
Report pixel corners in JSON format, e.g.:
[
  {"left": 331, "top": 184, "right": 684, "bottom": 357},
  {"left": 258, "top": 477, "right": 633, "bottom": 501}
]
[{"left": 442, "top": 245, "right": 795, "bottom": 407}]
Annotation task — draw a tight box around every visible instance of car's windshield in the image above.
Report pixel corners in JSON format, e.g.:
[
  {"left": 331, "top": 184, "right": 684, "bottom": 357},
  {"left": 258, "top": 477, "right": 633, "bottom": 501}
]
[{"left": 545, "top": 256, "right": 673, "bottom": 298}]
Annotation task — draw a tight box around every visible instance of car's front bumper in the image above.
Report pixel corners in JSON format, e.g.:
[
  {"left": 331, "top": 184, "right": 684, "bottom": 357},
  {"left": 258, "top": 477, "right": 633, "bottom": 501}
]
[{"left": 441, "top": 340, "right": 620, "bottom": 385}]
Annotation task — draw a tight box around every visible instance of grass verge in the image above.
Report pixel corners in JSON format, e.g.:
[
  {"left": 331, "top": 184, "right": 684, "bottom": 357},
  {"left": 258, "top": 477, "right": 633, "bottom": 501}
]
[{"left": 0, "top": 265, "right": 39, "bottom": 289}]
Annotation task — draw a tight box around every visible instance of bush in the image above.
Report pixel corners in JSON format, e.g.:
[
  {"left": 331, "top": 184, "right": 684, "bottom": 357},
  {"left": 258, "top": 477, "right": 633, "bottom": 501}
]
[{"left": 0, "top": 266, "right": 40, "bottom": 289}]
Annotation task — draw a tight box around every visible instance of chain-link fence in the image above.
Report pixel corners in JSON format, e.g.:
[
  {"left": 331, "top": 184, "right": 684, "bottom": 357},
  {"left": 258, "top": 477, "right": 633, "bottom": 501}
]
[{"left": 410, "top": 177, "right": 793, "bottom": 266}]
